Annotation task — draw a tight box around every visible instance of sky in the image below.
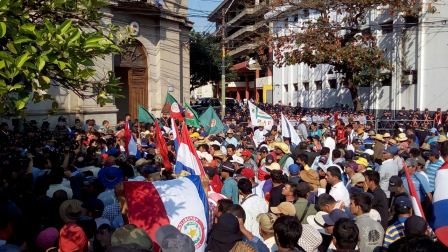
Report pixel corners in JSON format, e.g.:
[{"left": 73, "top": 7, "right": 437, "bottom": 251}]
[{"left": 188, "top": 0, "right": 221, "bottom": 32}]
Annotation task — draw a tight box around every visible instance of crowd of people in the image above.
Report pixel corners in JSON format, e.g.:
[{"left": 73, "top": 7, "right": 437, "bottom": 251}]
[{"left": 0, "top": 102, "right": 448, "bottom": 252}]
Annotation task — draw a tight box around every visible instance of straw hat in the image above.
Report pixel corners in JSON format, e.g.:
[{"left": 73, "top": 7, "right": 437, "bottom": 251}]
[
  {"left": 59, "top": 200, "right": 86, "bottom": 223},
  {"left": 396, "top": 133, "right": 408, "bottom": 142},
  {"left": 273, "top": 142, "right": 290, "bottom": 154},
  {"left": 420, "top": 143, "right": 431, "bottom": 151},
  {"left": 437, "top": 135, "right": 447, "bottom": 143},
  {"left": 213, "top": 150, "right": 226, "bottom": 159},
  {"left": 383, "top": 132, "right": 391, "bottom": 138},
  {"left": 374, "top": 134, "right": 384, "bottom": 141}
]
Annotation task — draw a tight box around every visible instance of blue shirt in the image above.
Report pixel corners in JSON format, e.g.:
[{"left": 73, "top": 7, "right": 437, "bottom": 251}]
[
  {"left": 222, "top": 177, "right": 239, "bottom": 204},
  {"left": 426, "top": 160, "right": 443, "bottom": 191},
  {"left": 243, "top": 236, "right": 269, "bottom": 252},
  {"left": 223, "top": 137, "right": 238, "bottom": 147},
  {"left": 402, "top": 173, "right": 432, "bottom": 202}
]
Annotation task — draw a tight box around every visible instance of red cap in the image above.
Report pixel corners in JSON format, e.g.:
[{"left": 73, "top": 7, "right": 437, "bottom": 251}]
[
  {"left": 241, "top": 150, "right": 252, "bottom": 157},
  {"left": 241, "top": 168, "right": 255, "bottom": 179}
]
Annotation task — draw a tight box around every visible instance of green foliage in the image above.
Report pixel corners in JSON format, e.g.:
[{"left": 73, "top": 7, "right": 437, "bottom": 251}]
[
  {"left": 0, "top": 0, "right": 133, "bottom": 115},
  {"left": 189, "top": 31, "right": 237, "bottom": 91}
]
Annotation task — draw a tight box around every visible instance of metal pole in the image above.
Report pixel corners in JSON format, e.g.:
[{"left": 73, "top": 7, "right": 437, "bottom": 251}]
[{"left": 220, "top": 9, "right": 226, "bottom": 119}]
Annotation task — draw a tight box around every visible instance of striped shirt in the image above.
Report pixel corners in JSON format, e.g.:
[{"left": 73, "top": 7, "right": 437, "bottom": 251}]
[
  {"left": 426, "top": 160, "right": 443, "bottom": 191},
  {"left": 383, "top": 217, "right": 407, "bottom": 250}
]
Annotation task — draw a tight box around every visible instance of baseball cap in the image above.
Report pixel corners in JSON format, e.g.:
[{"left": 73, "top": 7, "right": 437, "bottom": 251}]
[
  {"left": 430, "top": 127, "right": 437, "bottom": 133},
  {"left": 355, "top": 157, "right": 368, "bottom": 167},
  {"left": 288, "top": 164, "right": 300, "bottom": 176},
  {"left": 241, "top": 150, "right": 252, "bottom": 157},
  {"left": 388, "top": 176, "right": 403, "bottom": 192},
  {"left": 240, "top": 168, "right": 255, "bottom": 179},
  {"left": 350, "top": 173, "right": 365, "bottom": 186},
  {"left": 323, "top": 209, "right": 349, "bottom": 226},
  {"left": 257, "top": 213, "right": 278, "bottom": 235},
  {"left": 384, "top": 145, "right": 399, "bottom": 155},
  {"left": 414, "top": 156, "right": 426, "bottom": 166},
  {"left": 270, "top": 202, "right": 296, "bottom": 216},
  {"left": 155, "top": 224, "right": 195, "bottom": 252},
  {"left": 230, "top": 155, "right": 244, "bottom": 165},
  {"left": 394, "top": 196, "right": 412, "bottom": 212}
]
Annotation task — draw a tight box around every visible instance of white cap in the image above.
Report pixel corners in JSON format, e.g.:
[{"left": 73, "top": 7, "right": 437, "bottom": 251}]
[{"left": 230, "top": 155, "right": 244, "bottom": 165}]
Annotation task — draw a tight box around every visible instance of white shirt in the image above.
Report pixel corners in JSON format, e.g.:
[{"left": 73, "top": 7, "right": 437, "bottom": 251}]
[
  {"left": 378, "top": 158, "right": 399, "bottom": 198},
  {"left": 323, "top": 137, "right": 336, "bottom": 160},
  {"left": 46, "top": 183, "right": 73, "bottom": 199},
  {"left": 263, "top": 236, "right": 278, "bottom": 252},
  {"left": 254, "top": 128, "right": 268, "bottom": 146},
  {"left": 329, "top": 181, "right": 350, "bottom": 207},
  {"left": 241, "top": 194, "right": 268, "bottom": 239}
]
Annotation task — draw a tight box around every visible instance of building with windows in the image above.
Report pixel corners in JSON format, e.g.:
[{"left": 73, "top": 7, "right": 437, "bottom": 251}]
[
  {"left": 208, "top": 0, "right": 273, "bottom": 103},
  {"left": 269, "top": 2, "right": 448, "bottom": 111},
  {"left": 16, "top": 0, "right": 192, "bottom": 126}
]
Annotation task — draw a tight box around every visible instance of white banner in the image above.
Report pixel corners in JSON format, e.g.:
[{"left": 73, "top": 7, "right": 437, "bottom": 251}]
[
  {"left": 248, "top": 101, "right": 274, "bottom": 130},
  {"left": 281, "top": 113, "right": 301, "bottom": 145}
]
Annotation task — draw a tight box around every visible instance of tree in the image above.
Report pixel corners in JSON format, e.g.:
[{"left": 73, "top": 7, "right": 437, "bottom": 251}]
[
  {"left": 0, "top": 0, "right": 132, "bottom": 115},
  {"left": 262, "top": 0, "right": 435, "bottom": 111},
  {"left": 189, "top": 31, "right": 237, "bottom": 92}
]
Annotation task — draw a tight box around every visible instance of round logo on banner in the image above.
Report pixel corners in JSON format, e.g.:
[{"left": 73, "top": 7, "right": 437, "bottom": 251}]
[
  {"left": 171, "top": 103, "right": 180, "bottom": 113},
  {"left": 186, "top": 109, "right": 194, "bottom": 119},
  {"left": 177, "top": 216, "right": 205, "bottom": 249}
]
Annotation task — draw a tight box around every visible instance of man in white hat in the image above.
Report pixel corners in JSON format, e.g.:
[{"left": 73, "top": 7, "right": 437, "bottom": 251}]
[
  {"left": 223, "top": 128, "right": 238, "bottom": 147},
  {"left": 253, "top": 122, "right": 268, "bottom": 146}
]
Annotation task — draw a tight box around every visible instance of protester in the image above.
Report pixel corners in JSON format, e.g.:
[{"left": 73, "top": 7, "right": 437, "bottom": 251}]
[
  {"left": 349, "top": 193, "right": 384, "bottom": 252},
  {"left": 1, "top": 101, "right": 448, "bottom": 252}
]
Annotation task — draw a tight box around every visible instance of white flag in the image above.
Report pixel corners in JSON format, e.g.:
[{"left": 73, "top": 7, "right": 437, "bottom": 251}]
[
  {"left": 248, "top": 101, "right": 274, "bottom": 130},
  {"left": 281, "top": 113, "right": 301, "bottom": 146}
]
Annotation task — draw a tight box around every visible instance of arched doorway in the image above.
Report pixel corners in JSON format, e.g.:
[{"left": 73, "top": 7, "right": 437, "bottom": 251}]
[{"left": 114, "top": 41, "right": 148, "bottom": 120}]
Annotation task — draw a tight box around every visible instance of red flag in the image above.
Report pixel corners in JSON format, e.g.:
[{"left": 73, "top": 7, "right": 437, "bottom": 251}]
[
  {"left": 124, "top": 121, "right": 132, "bottom": 155},
  {"left": 403, "top": 163, "right": 426, "bottom": 219},
  {"left": 155, "top": 121, "right": 173, "bottom": 170}
]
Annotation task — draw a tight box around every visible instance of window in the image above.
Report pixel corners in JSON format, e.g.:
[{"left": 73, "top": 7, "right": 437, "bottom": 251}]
[
  {"left": 329, "top": 79, "right": 337, "bottom": 89},
  {"left": 315, "top": 81, "right": 323, "bottom": 90},
  {"left": 303, "top": 82, "right": 309, "bottom": 91},
  {"left": 293, "top": 83, "right": 298, "bottom": 91},
  {"left": 380, "top": 20, "right": 393, "bottom": 33},
  {"left": 381, "top": 73, "right": 392, "bottom": 86},
  {"left": 284, "top": 84, "right": 288, "bottom": 92}
]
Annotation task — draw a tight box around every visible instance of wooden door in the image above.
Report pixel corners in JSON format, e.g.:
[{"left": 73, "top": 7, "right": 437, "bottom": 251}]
[{"left": 128, "top": 68, "right": 148, "bottom": 119}]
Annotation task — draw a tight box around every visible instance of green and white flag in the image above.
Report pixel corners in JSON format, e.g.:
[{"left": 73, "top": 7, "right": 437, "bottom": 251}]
[
  {"left": 248, "top": 101, "right": 274, "bottom": 130},
  {"left": 184, "top": 102, "right": 201, "bottom": 128},
  {"left": 138, "top": 105, "right": 157, "bottom": 124},
  {"left": 199, "top": 106, "right": 224, "bottom": 135},
  {"left": 163, "top": 93, "right": 183, "bottom": 120}
]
